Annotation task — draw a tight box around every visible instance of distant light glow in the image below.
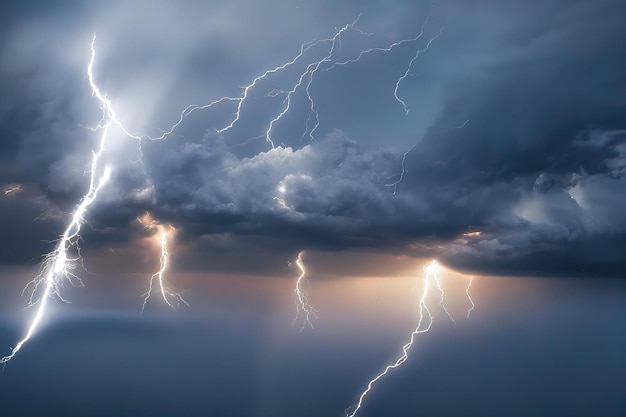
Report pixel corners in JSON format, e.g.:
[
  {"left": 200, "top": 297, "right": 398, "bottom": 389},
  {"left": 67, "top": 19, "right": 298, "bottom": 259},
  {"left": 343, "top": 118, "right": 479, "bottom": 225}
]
[{"left": 3, "top": 184, "right": 23, "bottom": 196}]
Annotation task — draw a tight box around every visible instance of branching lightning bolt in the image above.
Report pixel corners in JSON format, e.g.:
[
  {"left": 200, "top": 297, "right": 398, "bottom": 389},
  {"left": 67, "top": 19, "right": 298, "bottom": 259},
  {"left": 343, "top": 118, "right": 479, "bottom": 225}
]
[
  {"left": 0, "top": 166, "right": 111, "bottom": 365},
  {"left": 0, "top": 36, "right": 119, "bottom": 363},
  {"left": 394, "top": 26, "right": 445, "bottom": 115},
  {"left": 2, "top": 33, "right": 155, "bottom": 364},
  {"left": 139, "top": 213, "right": 187, "bottom": 312},
  {"left": 146, "top": 12, "right": 444, "bottom": 149},
  {"left": 149, "top": 17, "right": 361, "bottom": 148},
  {"left": 293, "top": 251, "right": 317, "bottom": 331},
  {"left": 344, "top": 259, "right": 474, "bottom": 417}
]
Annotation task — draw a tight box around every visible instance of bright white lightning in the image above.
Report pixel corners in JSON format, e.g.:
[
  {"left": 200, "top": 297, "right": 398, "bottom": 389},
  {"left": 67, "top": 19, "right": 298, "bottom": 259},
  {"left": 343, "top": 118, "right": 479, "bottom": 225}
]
[
  {"left": 1, "top": 33, "right": 143, "bottom": 365},
  {"left": 0, "top": 143, "right": 112, "bottom": 365},
  {"left": 394, "top": 26, "right": 445, "bottom": 115},
  {"left": 151, "top": 18, "right": 361, "bottom": 148},
  {"left": 385, "top": 142, "right": 418, "bottom": 195},
  {"left": 293, "top": 251, "right": 317, "bottom": 331},
  {"left": 138, "top": 213, "right": 187, "bottom": 312},
  {"left": 433, "top": 262, "right": 456, "bottom": 324},
  {"left": 345, "top": 259, "right": 474, "bottom": 417}
]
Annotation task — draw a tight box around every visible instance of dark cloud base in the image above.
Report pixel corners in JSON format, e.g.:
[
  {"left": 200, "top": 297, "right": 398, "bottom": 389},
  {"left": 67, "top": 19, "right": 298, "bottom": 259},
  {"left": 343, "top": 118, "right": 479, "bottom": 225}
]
[{"left": 1, "top": 1, "right": 625, "bottom": 277}]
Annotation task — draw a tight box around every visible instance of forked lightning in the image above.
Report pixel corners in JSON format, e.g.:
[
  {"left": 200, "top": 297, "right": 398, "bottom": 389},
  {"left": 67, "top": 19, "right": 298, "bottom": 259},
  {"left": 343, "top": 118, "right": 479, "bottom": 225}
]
[
  {"left": 0, "top": 36, "right": 118, "bottom": 363},
  {"left": 138, "top": 213, "right": 187, "bottom": 312},
  {"left": 345, "top": 260, "right": 475, "bottom": 417}
]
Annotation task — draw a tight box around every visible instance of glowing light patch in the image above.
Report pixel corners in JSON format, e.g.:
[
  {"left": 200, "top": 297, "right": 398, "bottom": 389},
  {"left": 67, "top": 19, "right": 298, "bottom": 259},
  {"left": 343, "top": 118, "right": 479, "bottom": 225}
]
[{"left": 3, "top": 184, "right": 23, "bottom": 196}]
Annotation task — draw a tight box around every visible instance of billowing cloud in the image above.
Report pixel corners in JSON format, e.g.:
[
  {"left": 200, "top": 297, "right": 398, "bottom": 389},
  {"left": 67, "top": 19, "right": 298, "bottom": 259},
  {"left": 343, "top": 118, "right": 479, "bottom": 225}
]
[{"left": 1, "top": 0, "right": 625, "bottom": 277}]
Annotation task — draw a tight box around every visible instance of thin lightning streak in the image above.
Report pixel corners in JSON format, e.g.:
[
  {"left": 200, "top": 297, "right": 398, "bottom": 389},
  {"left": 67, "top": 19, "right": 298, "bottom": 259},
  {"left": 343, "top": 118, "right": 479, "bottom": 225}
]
[
  {"left": 321, "top": 16, "right": 430, "bottom": 73},
  {"left": 147, "top": 37, "right": 329, "bottom": 144},
  {"left": 345, "top": 259, "right": 474, "bottom": 417},
  {"left": 394, "top": 26, "right": 446, "bottom": 115},
  {"left": 146, "top": 16, "right": 363, "bottom": 147},
  {"left": 466, "top": 276, "right": 475, "bottom": 319},
  {"left": 145, "top": 13, "right": 443, "bottom": 147},
  {"left": 293, "top": 251, "right": 317, "bottom": 331},
  {"left": 300, "top": 19, "right": 365, "bottom": 142},
  {"left": 218, "top": 39, "right": 321, "bottom": 137}
]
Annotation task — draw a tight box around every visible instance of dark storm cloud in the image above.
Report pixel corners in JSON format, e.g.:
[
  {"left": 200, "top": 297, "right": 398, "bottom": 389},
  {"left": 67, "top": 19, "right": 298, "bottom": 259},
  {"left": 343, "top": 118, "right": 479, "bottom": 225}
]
[
  {"left": 1, "top": 0, "right": 625, "bottom": 276},
  {"left": 397, "top": 0, "right": 626, "bottom": 276}
]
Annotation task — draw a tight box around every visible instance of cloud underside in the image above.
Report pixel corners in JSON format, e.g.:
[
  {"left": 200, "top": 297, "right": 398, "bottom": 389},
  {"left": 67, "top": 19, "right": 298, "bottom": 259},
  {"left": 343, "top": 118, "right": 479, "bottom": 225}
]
[{"left": 1, "top": 0, "right": 625, "bottom": 277}]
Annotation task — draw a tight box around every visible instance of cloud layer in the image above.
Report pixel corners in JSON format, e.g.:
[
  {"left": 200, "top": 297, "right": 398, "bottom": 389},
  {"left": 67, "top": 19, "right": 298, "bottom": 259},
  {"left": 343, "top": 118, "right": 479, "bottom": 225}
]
[{"left": 1, "top": 0, "right": 625, "bottom": 277}]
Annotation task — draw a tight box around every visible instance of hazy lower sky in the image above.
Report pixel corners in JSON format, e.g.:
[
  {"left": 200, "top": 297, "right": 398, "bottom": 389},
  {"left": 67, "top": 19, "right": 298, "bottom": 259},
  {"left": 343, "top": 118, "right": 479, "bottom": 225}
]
[{"left": 0, "top": 1, "right": 625, "bottom": 416}]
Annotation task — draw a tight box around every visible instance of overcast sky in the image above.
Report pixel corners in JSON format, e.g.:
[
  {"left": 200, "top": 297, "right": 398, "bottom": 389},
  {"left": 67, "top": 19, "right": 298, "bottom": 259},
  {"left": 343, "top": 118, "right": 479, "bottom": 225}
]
[{"left": 1, "top": 0, "right": 626, "bottom": 279}]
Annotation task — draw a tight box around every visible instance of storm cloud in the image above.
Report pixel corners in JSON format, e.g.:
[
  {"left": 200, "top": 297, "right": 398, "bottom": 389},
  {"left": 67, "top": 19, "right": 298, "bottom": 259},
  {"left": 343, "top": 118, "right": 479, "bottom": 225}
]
[{"left": 1, "top": 0, "right": 625, "bottom": 277}]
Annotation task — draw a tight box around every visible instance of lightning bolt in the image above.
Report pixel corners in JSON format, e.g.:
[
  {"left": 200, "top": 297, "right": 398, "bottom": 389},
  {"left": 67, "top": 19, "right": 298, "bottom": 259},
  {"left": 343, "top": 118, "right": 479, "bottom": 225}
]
[
  {"left": 293, "top": 250, "right": 317, "bottom": 331},
  {"left": 385, "top": 142, "right": 418, "bottom": 195},
  {"left": 2, "top": 33, "right": 147, "bottom": 365},
  {"left": 139, "top": 213, "right": 187, "bottom": 312},
  {"left": 321, "top": 12, "right": 444, "bottom": 116},
  {"left": 466, "top": 276, "right": 475, "bottom": 319},
  {"left": 344, "top": 259, "right": 474, "bottom": 417},
  {"left": 0, "top": 103, "right": 112, "bottom": 365},
  {"left": 393, "top": 26, "right": 445, "bottom": 115},
  {"left": 147, "top": 12, "right": 444, "bottom": 148}
]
